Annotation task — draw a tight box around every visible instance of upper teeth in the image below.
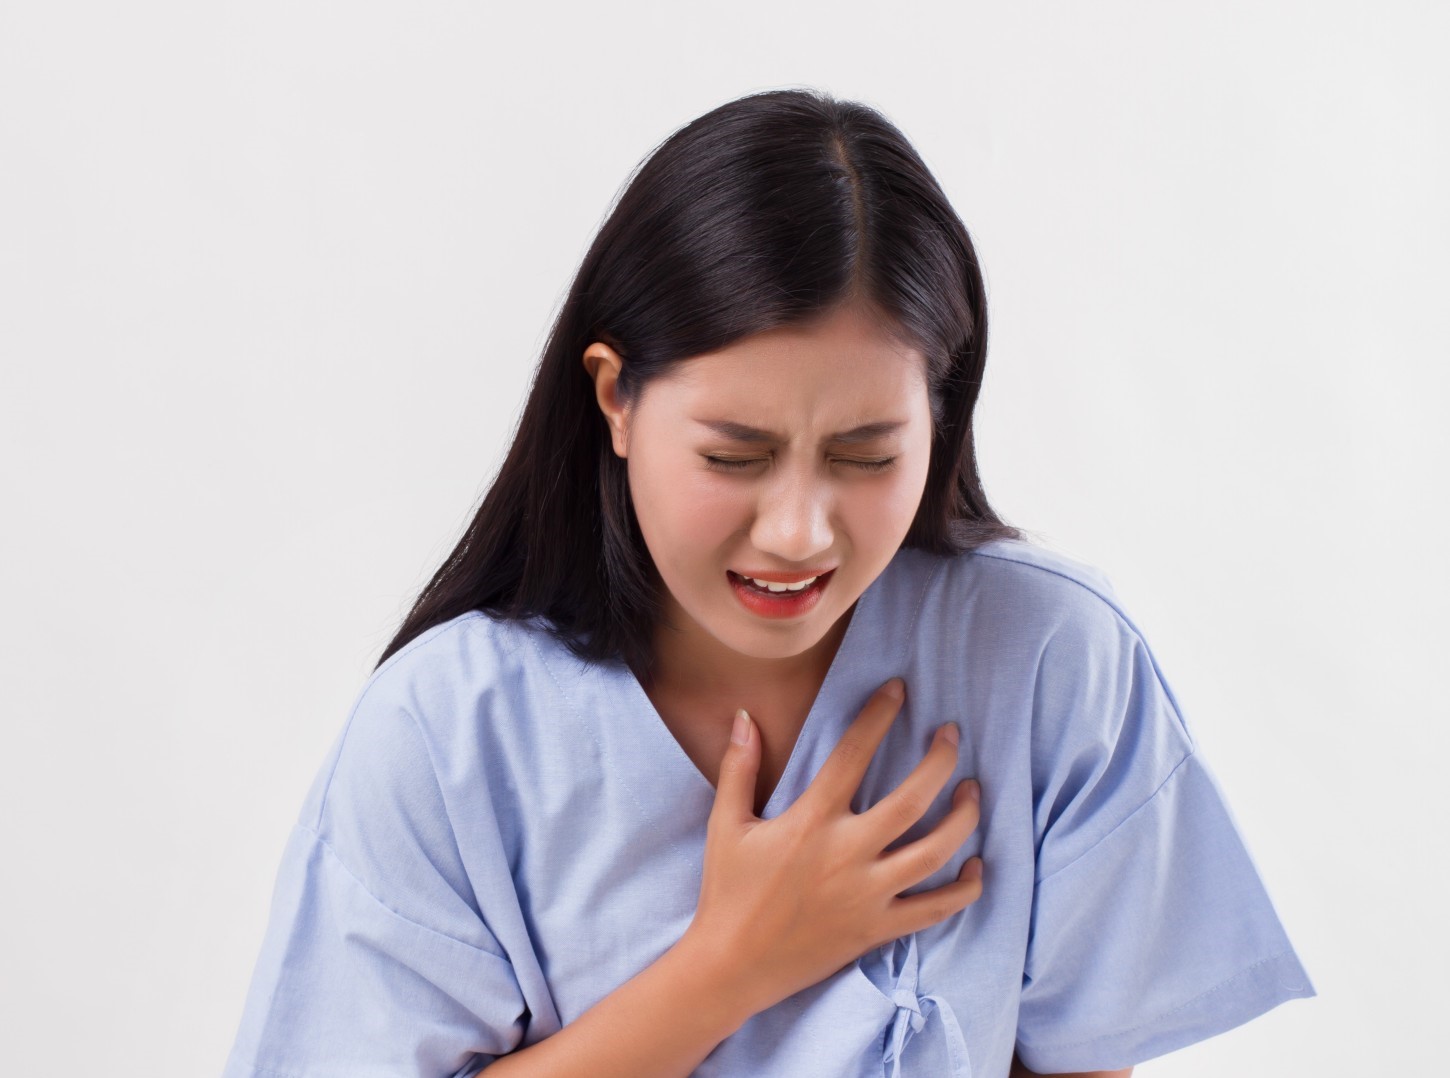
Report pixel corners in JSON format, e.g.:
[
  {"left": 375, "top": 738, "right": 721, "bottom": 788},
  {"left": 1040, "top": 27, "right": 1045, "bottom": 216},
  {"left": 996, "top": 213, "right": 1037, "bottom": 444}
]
[{"left": 746, "top": 575, "right": 817, "bottom": 593}]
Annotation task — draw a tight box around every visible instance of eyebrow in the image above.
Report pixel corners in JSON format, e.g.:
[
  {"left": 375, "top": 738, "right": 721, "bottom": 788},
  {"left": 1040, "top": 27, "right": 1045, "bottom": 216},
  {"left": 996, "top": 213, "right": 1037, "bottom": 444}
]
[{"left": 695, "top": 419, "right": 907, "bottom": 445}]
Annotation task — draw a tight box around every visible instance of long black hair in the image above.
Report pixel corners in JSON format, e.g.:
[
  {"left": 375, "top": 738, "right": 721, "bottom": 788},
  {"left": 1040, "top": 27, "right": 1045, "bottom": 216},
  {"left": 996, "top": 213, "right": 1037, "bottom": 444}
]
[{"left": 374, "top": 87, "right": 1022, "bottom": 677}]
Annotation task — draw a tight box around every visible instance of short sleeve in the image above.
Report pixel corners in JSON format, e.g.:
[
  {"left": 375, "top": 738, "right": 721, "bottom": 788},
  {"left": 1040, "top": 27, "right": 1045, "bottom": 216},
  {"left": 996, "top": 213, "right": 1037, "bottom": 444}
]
[
  {"left": 222, "top": 676, "right": 529, "bottom": 1078},
  {"left": 1014, "top": 596, "right": 1316, "bottom": 1073}
]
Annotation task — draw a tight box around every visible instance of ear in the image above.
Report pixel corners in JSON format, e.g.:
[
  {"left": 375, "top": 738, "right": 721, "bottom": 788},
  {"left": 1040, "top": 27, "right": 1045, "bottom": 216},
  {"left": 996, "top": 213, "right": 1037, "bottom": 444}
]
[{"left": 582, "top": 342, "right": 631, "bottom": 458}]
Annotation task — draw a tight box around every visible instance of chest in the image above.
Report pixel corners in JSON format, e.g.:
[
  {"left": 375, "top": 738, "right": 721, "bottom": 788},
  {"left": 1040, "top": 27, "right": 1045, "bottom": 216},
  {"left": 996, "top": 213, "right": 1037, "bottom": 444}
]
[
  {"left": 481, "top": 632, "right": 1042, "bottom": 1077},
  {"left": 647, "top": 686, "right": 816, "bottom": 817}
]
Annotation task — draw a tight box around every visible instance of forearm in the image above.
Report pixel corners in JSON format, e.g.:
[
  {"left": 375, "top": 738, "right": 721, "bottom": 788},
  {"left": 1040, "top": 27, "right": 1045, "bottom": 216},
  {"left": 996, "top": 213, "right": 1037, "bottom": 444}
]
[{"left": 483, "top": 930, "right": 757, "bottom": 1078}]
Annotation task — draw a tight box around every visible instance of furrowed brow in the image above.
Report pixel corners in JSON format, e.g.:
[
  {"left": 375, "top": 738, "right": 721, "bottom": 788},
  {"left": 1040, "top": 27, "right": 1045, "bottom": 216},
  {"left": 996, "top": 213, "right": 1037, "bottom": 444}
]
[{"left": 696, "top": 419, "right": 906, "bottom": 444}]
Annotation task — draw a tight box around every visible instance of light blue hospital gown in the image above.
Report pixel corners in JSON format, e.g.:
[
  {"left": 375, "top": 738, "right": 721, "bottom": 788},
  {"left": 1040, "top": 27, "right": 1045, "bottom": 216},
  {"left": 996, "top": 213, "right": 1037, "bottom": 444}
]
[{"left": 222, "top": 538, "right": 1316, "bottom": 1077}]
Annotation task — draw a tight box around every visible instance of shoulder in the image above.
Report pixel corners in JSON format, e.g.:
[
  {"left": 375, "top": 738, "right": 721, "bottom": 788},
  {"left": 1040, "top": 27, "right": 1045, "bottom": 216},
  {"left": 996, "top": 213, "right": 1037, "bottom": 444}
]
[
  {"left": 353, "top": 609, "right": 567, "bottom": 726},
  {"left": 291, "top": 611, "right": 570, "bottom": 915},
  {"left": 279, "top": 612, "right": 536, "bottom": 942},
  {"left": 950, "top": 535, "right": 1119, "bottom": 602},
  {"left": 901, "top": 535, "right": 1144, "bottom": 656},
  {"left": 901, "top": 535, "right": 1196, "bottom": 756},
  {"left": 368, "top": 610, "right": 535, "bottom": 691},
  {"left": 301, "top": 611, "right": 554, "bottom": 826}
]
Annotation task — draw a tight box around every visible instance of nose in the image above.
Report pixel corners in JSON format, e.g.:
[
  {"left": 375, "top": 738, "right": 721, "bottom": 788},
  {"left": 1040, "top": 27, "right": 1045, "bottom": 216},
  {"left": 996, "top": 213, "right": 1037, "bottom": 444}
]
[{"left": 748, "top": 466, "right": 835, "bottom": 565}]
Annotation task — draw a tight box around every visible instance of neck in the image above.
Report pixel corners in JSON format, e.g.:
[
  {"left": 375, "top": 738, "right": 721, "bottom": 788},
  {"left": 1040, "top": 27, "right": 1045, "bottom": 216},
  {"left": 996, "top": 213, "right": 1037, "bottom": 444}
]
[{"left": 640, "top": 591, "right": 856, "bottom": 703}]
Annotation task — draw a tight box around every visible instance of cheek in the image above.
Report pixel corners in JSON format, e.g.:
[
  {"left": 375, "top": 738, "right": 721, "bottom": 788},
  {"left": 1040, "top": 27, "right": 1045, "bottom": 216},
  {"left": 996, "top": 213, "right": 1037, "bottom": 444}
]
[
  {"left": 682, "top": 485, "right": 746, "bottom": 548},
  {"left": 628, "top": 456, "right": 746, "bottom": 556},
  {"left": 839, "top": 456, "right": 932, "bottom": 541},
  {"left": 841, "top": 477, "right": 921, "bottom": 533}
]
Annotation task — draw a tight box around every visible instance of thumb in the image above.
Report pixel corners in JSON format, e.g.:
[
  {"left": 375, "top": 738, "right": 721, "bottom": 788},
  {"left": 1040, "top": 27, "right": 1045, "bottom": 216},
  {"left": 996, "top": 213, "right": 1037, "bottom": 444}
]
[{"left": 712, "top": 708, "right": 760, "bottom": 824}]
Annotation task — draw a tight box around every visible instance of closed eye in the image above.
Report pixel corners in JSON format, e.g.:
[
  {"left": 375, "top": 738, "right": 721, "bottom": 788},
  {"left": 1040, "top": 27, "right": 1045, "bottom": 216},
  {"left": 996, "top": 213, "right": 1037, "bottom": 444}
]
[
  {"left": 703, "top": 456, "right": 897, "bottom": 473},
  {"left": 846, "top": 457, "right": 896, "bottom": 473},
  {"left": 703, "top": 456, "right": 757, "bottom": 472}
]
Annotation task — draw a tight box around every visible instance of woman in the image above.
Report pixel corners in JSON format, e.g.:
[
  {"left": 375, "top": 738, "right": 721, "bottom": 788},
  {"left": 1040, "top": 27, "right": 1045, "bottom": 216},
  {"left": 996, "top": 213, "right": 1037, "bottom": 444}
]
[{"left": 223, "top": 88, "right": 1315, "bottom": 1078}]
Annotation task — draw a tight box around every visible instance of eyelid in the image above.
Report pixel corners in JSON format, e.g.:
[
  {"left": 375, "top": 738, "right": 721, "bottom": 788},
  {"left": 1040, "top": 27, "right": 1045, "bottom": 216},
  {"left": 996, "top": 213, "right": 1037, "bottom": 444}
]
[
  {"left": 705, "top": 457, "right": 755, "bottom": 471},
  {"left": 702, "top": 455, "right": 896, "bottom": 473},
  {"left": 845, "top": 457, "right": 896, "bottom": 472}
]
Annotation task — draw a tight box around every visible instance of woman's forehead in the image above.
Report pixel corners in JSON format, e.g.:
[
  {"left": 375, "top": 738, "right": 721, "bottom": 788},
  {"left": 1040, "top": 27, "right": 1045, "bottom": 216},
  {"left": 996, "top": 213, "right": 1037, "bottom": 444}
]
[
  {"left": 656, "top": 343, "right": 927, "bottom": 406},
  {"left": 638, "top": 355, "right": 927, "bottom": 443}
]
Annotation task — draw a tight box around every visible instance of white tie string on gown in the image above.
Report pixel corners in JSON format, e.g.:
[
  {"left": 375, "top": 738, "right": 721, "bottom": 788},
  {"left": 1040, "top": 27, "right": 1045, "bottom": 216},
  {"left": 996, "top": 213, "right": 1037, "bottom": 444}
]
[{"left": 877, "top": 932, "right": 972, "bottom": 1078}]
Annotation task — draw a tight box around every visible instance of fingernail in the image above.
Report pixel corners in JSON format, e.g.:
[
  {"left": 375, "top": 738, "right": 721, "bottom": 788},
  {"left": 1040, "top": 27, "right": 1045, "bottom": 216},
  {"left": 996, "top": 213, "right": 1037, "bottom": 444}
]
[
  {"left": 731, "top": 708, "right": 751, "bottom": 745},
  {"left": 940, "top": 722, "right": 959, "bottom": 746},
  {"left": 967, "top": 779, "right": 980, "bottom": 802},
  {"left": 883, "top": 678, "right": 904, "bottom": 701}
]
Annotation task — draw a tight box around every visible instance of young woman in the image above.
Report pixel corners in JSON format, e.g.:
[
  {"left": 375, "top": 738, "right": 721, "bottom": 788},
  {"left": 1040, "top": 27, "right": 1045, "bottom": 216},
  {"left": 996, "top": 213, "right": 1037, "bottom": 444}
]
[{"left": 223, "top": 89, "right": 1315, "bottom": 1078}]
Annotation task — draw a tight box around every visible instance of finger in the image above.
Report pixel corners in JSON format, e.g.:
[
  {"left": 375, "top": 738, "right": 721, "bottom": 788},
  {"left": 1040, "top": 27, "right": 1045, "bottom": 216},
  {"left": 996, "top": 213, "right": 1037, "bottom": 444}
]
[
  {"left": 709, "top": 708, "right": 762, "bottom": 829},
  {"left": 884, "top": 856, "right": 985, "bottom": 939},
  {"left": 796, "top": 678, "right": 906, "bottom": 818},
  {"left": 857, "top": 722, "right": 963, "bottom": 847},
  {"left": 873, "top": 778, "right": 981, "bottom": 892}
]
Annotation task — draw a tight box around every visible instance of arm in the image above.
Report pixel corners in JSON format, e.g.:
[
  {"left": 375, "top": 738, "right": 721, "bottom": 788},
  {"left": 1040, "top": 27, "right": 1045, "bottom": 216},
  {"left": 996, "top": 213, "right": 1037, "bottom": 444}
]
[
  {"left": 482, "top": 929, "right": 757, "bottom": 1078},
  {"left": 1009, "top": 1049, "right": 1133, "bottom": 1078}
]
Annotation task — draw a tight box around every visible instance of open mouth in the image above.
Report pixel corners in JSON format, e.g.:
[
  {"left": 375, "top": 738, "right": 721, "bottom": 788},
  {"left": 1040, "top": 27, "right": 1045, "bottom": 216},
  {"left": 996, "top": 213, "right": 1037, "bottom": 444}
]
[{"left": 726, "top": 568, "right": 834, "bottom": 617}]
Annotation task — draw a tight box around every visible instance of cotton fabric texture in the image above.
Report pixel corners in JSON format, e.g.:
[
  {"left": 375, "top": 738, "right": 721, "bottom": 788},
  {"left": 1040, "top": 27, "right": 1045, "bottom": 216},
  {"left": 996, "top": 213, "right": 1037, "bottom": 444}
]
[{"left": 223, "top": 538, "right": 1315, "bottom": 1077}]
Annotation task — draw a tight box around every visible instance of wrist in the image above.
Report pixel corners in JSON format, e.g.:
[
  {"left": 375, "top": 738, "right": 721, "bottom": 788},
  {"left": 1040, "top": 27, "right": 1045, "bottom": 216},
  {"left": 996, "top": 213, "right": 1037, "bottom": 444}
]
[{"left": 671, "top": 925, "right": 766, "bottom": 1033}]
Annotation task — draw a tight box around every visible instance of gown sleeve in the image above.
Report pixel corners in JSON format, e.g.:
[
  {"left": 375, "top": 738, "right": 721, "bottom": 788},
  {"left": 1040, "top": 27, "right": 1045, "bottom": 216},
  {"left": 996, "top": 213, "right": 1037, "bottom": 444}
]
[
  {"left": 222, "top": 672, "right": 529, "bottom": 1078},
  {"left": 1012, "top": 588, "right": 1317, "bottom": 1073}
]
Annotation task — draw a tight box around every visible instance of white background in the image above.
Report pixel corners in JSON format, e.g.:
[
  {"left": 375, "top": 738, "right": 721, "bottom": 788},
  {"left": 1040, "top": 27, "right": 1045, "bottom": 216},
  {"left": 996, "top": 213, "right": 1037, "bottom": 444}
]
[{"left": 2, "top": 2, "right": 1444, "bottom": 1075}]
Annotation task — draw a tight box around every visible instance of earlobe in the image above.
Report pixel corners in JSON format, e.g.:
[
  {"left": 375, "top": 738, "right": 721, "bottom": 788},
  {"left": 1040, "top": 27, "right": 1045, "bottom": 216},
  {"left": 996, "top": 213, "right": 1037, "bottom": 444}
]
[{"left": 582, "top": 343, "right": 630, "bottom": 458}]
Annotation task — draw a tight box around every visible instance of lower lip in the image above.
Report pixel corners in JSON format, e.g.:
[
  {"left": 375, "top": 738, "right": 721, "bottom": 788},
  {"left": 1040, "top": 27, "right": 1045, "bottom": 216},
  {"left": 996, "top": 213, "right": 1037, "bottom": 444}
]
[{"left": 728, "top": 569, "right": 833, "bottom": 619}]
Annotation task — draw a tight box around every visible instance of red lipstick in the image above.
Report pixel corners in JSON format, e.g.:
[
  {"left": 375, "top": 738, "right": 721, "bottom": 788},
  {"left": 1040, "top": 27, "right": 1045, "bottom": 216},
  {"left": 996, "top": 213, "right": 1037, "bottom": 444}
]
[{"left": 727, "top": 568, "right": 834, "bottom": 619}]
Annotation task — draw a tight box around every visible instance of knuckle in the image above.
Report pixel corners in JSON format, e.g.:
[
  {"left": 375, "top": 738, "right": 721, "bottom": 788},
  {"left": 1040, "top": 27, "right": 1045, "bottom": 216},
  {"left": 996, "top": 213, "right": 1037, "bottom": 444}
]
[
  {"left": 914, "top": 846, "right": 944, "bottom": 880},
  {"left": 833, "top": 734, "right": 872, "bottom": 770},
  {"left": 776, "top": 809, "right": 815, "bottom": 849},
  {"left": 892, "top": 788, "right": 927, "bottom": 827},
  {"left": 794, "top": 789, "right": 834, "bottom": 830}
]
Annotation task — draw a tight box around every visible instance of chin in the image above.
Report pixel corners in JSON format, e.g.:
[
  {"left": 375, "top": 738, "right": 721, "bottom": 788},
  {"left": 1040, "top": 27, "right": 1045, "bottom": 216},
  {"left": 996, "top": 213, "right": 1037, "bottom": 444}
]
[{"left": 726, "top": 600, "right": 841, "bottom": 646}]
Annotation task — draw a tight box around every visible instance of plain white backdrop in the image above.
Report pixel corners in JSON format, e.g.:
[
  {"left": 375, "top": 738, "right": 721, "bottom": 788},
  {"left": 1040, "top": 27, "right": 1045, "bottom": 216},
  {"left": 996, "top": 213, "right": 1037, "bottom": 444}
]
[{"left": 2, "top": 2, "right": 1445, "bottom": 1075}]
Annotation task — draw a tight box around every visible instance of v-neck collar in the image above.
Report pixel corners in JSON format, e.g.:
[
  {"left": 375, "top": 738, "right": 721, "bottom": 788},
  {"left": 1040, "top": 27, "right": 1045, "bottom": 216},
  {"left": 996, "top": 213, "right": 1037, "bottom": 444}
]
[{"left": 612, "top": 559, "right": 886, "bottom": 821}]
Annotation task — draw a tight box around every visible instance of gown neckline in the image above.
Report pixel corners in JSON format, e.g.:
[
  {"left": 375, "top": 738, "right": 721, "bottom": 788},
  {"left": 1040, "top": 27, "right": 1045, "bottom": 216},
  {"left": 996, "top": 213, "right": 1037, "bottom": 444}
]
[{"left": 613, "top": 562, "right": 886, "bottom": 820}]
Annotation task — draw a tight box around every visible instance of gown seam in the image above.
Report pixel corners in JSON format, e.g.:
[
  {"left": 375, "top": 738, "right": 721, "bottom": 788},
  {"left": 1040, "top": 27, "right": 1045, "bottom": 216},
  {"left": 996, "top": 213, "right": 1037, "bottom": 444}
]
[
  {"left": 297, "top": 819, "right": 513, "bottom": 959},
  {"left": 1032, "top": 748, "right": 1197, "bottom": 887},
  {"left": 911, "top": 554, "right": 948, "bottom": 629}
]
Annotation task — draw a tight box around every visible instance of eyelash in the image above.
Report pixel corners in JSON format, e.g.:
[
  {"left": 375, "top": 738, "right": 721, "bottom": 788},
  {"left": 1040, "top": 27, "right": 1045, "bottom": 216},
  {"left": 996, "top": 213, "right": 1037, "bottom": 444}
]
[{"left": 704, "top": 456, "right": 897, "bottom": 474}]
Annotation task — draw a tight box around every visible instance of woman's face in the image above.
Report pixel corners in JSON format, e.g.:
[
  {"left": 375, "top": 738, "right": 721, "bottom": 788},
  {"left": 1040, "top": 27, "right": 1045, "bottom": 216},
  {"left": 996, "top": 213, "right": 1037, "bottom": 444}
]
[{"left": 584, "top": 302, "right": 934, "bottom": 671}]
